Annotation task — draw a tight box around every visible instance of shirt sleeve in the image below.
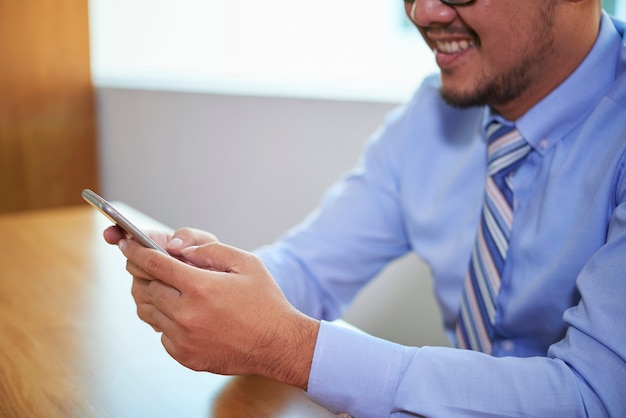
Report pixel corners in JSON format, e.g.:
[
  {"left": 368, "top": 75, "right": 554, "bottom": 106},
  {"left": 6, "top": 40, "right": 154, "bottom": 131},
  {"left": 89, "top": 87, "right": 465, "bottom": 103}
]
[
  {"left": 257, "top": 72, "right": 626, "bottom": 415},
  {"left": 255, "top": 102, "right": 414, "bottom": 320},
  {"left": 306, "top": 165, "right": 626, "bottom": 417}
]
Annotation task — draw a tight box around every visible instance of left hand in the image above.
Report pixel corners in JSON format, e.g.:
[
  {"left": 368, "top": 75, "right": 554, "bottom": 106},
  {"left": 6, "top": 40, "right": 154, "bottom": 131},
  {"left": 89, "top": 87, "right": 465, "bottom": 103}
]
[
  {"left": 103, "top": 225, "right": 218, "bottom": 258},
  {"left": 118, "top": 238, "right": 320, "bottom": 390}
]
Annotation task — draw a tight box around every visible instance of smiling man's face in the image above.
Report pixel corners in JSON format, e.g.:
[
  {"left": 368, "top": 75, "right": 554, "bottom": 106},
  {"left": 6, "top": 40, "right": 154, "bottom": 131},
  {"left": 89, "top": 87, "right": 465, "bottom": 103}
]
[{"left": 404, "top": 0, "right": 563, "bottom": 119}]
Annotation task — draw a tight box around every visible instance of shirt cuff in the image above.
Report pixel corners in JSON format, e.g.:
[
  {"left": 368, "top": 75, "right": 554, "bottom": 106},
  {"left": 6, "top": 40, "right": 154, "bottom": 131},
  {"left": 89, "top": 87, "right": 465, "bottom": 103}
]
[{"left": 307, "top": 320, "right": 405, "bottom": 418}]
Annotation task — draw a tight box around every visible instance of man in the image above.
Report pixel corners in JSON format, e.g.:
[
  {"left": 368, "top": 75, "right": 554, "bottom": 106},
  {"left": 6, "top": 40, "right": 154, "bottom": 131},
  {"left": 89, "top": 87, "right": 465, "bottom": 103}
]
[{"left": 105, "top": 0, "right": 626, "bottom": 416}]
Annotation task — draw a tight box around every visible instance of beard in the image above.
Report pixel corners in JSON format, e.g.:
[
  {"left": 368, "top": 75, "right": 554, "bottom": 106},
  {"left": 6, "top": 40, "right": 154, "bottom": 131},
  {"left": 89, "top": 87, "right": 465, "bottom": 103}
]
[
  {"left": 439, "top": 53, "right": 545, "bottom": 109},
  {"left": 439, "top": 3, "right": 557, "bottom": 110}
]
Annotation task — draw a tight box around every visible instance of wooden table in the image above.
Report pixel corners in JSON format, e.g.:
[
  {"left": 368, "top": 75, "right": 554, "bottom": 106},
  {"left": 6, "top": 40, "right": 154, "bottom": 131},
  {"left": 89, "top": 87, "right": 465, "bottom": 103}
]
[{"left": 0, "top": 205, "right": 338, "bottom": 417}]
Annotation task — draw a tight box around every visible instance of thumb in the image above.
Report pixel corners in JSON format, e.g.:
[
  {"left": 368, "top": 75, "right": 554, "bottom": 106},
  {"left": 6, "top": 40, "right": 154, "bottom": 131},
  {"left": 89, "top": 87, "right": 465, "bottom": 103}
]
[{"left": 181, "top": 242, "right": 250, "bottom": 273}]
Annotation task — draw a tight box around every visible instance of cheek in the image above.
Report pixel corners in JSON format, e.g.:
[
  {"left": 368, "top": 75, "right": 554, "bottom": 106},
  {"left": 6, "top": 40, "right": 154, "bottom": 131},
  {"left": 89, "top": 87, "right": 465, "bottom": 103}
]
[
  {"left": 470, "top": 15, "right": 527, "bottom": 63},
  {"left": 482, "top": 30, "right": 533, "bottom": 71}
]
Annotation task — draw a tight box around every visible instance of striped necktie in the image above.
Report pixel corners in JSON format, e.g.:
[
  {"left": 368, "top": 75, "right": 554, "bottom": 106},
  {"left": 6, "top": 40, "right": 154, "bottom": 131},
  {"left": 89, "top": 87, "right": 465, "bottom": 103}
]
[{"left": 455, "top": 121, "right": 531, "bottom": 353}]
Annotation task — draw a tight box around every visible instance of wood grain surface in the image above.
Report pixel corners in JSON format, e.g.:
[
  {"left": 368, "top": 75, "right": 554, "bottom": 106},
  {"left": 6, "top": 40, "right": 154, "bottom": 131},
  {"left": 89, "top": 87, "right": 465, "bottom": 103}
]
[{"left": 0, "top": 205, "right": 339, "bottom": 417}]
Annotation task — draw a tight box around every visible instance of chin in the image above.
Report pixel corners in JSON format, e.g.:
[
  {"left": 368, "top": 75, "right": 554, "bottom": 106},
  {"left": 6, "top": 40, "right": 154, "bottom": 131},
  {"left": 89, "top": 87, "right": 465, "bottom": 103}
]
[{"left": 439, "top": 86, "right": 486, "bottom": 109}]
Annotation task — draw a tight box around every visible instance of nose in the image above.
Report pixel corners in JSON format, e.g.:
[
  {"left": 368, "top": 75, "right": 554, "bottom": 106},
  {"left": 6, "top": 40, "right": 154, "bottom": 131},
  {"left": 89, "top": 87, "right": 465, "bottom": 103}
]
[{"left": 407, "top": 0, "right": 457, "bottom": 27}]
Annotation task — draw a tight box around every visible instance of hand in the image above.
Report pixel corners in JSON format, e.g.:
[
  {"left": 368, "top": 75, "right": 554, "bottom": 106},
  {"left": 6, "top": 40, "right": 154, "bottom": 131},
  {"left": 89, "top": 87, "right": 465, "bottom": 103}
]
[
  {"left": 104, "top": 226, "right": 218, "bottom": 258},
  {"left": 118, "top": 238, "right": 320, "bottom": 391}
]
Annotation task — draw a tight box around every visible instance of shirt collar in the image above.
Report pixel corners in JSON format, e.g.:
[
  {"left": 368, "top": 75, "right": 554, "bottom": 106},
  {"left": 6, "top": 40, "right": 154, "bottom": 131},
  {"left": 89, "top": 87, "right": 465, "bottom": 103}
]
[{"left": 483, "top": 12, "right": 623, "bottom": 154}]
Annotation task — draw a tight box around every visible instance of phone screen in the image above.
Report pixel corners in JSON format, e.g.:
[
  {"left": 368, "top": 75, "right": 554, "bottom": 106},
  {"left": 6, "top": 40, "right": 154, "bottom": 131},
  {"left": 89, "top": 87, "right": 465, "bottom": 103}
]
[{"left": 81, "top": 189, "right": 167, "bottom": 254}]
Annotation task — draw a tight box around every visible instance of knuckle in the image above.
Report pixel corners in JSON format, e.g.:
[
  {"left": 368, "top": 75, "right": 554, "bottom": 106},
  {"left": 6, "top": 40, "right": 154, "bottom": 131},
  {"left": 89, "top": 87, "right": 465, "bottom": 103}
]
[
  {"left": 243, "top": 251, "right": 265, "bottom": 271},
  {"left": 143, "top": 251, "right": 165, "bottom": 276},
  {"left": 174, "top": 340, "right": 201, "bottom": 370},
  {"left": 125, "top": 259, "right": 136, "bottom": 276},
  {"left": 130, "top": 283, "right": 141, "bottom": 301},
  {"left": 174, "top": 306, "right": 197, "bottom": 332},
  {"left": 249, "top": 252, "right": 264, "bottom": 266},
  {"left": 136, "top": 303, "right": 151, "bottom": 323},
  {"left": 183, "top": 227, "right": 218, "bottom": 243},
  {"left": 176, "top": 227, "right": 195, "bottom": 237},
  {"left": 172, "top": 309, "right": 188, "bottom": 329}
]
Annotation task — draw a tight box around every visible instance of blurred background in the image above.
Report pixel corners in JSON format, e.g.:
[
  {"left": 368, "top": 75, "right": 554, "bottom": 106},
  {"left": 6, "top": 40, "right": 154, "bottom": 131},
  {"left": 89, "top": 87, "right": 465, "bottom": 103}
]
[
  {"left": 91, "top": 0, "right": 441, "bottom": 347},
  {"left": 3, "top": 0, "right": 625, "bottom": 347}
]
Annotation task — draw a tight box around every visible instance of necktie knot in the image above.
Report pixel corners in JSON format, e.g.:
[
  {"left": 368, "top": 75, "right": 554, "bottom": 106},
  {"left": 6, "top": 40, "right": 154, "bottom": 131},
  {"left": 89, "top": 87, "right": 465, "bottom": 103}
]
[{"left": 486, "top": 122, "right": 531, "bottom": 176}]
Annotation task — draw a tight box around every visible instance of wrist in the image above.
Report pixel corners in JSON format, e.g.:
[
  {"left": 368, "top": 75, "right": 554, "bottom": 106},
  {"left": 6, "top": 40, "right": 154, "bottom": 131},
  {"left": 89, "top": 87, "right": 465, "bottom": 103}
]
[{"left": 264, "top": 312, "right": 320, "bottom": 391}]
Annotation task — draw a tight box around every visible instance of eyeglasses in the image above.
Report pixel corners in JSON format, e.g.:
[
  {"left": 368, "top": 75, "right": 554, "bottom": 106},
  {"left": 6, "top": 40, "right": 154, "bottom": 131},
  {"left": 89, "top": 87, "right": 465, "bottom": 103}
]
[
  {"left": 441, "top": 0, "right": 474, "bottom": 4},
  {"left": 440, "top": 0, "right": 474, "bottom": 4},
  {"left": 404, "top": 0, "right": 475, "bottom": 6}
]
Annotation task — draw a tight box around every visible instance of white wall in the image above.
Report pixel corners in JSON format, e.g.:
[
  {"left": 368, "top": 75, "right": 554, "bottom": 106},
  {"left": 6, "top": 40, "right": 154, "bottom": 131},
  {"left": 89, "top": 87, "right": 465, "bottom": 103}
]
[{"left": 96, "top": 87, "right": 450, "bottom": 347}]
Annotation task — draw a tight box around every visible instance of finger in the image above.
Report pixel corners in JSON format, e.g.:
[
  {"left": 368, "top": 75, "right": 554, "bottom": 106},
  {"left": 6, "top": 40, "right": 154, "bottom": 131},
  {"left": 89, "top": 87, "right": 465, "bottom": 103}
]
[
  {"left": 145, "top": 280, "right": 182, "bottom": 336},
  {"left": 160, "top": 333, "right": 178, "bottom": 365},
  {"left": 126, "top": 259, "right": 153, "bottom": 281},
  {"left": 131, "top": 276, "right": 151, "bottom": 305},
  {"left": 103, "top": 225, "right": 126, "bottom": 244},
  {"left": 148, "top": 279, "right": 182, "bottom": 302},
  {"left": 130, "top": 276, "right": 179, "bottom": 306},
  {"left": 166, "top": 227, "right": 219, "bottom": 256},
  {"left": 132, "top": 276, "right": 180, "bottom": 328},
  {"left": 130, "top": 275, "right": 156, "bottom": 328},
  {"left": 119, "top": 238, "right": 190, "bottom": 293},
  {"left": 125, "top": 255, "right": 172, "bottom": 282},
  {"left": 145, "top": 230, "right": 174, "bottom": 250},
  {"left": 136, "top": 301, "right": 163, "bottom": 332},
  {"left": 105, "top": 225, "right": 172, "bottom": 249},
  {"left": 136, "top": 300, "right": 175, "bottom": 334},
  {"left": 180, "top": 242, "right": 254, "bottom": 273}
]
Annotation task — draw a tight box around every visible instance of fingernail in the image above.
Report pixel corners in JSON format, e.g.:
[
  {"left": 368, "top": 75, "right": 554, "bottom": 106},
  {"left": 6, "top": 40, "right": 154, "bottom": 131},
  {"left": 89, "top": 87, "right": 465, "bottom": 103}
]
[
  {"left": 169, "top": 237, "right": 183, "bottom": 249},
  {"left": 118, "top": 239, "right": 127, "bottom": 251}
]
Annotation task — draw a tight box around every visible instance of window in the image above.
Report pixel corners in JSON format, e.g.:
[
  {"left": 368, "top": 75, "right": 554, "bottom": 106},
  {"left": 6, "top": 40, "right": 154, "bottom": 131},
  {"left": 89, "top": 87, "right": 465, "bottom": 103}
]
[
  {"left": 89, "top": 1, "right": 626, "bottom": 103},
  {"left": 89, "top": 0, "right": 436, "bottom": 102}
]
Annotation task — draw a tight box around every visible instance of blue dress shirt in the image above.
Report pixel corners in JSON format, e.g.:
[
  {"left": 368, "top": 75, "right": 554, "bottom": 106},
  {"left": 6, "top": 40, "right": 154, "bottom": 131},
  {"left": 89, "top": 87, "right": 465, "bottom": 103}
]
[{"left": 256, "top": 13, "right": 626, "bottom": 417}]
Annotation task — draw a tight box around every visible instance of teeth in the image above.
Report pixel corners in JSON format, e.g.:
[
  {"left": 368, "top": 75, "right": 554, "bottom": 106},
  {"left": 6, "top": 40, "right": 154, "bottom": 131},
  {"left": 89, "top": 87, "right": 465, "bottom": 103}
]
[{"left": 435, "top": 40, "right": 474, "bottom": 54}]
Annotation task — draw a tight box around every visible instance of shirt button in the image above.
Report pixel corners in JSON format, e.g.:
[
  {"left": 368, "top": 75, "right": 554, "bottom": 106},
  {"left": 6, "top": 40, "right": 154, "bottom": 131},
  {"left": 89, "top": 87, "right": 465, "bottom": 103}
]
[
  {"left": 539, "top": 138, "right": 549, "bottom": 150},
  {"left": 338, "top": 414, "right": 353, "bottom": 418},
  {"left": 501, "top": 340, "right": 515, "bottom": 352}
]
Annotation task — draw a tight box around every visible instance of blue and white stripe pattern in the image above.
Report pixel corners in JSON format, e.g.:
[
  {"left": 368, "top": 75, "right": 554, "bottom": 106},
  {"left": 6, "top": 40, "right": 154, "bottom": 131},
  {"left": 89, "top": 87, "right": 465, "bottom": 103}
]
[{"left": 456, "top": 122, "right": 531, "bottom": 353}]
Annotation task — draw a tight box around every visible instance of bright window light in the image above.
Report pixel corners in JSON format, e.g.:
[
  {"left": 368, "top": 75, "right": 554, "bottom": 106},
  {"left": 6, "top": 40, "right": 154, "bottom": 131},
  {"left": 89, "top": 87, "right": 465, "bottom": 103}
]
[{"left": 88, "top": 0, "right": 438, "bottom": 102}]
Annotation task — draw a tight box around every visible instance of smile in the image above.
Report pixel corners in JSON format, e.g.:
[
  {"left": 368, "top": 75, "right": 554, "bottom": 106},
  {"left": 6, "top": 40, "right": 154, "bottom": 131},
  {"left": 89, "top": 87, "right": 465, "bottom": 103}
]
[{"left": 434, "top": 39, "right": 475, "bottom": 54}]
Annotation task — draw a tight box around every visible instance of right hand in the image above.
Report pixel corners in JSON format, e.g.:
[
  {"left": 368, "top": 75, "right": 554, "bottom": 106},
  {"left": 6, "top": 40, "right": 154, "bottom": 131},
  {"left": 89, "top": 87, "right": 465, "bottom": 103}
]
[{"left": 118, "top": 237, "right": 319, "bottom": 390}]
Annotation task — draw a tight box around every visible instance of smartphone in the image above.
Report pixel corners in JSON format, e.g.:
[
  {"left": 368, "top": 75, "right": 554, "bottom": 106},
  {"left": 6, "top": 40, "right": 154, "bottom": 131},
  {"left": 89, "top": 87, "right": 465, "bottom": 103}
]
[{"left": 81, "top": 189, "right": 167, "bottom": 254}]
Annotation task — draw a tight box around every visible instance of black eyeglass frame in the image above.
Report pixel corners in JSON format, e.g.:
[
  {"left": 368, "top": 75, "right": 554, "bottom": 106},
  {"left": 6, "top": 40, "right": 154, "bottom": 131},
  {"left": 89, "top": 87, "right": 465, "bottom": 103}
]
[
  {"left": 441, "top": 0, "right": 474, "bottom": 5},
  {"left": 405, "top": 0, "right": 475, "bottom": 5}
]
